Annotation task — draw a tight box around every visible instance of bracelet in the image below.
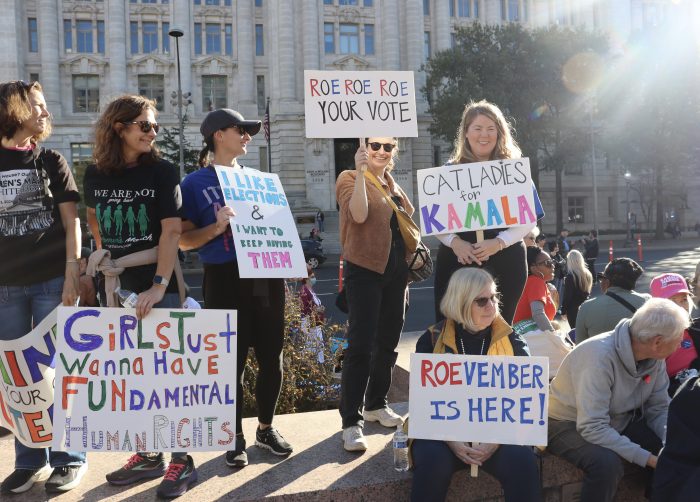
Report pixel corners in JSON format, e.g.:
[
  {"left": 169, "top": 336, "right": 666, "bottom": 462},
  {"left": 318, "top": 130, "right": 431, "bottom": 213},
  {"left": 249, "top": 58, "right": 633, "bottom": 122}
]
[
  {"left": 496, "top": 238, "right": 506, "bottom": 251},
  {"left": 66, "top": 259, "right": 79, "bottom": 263}
]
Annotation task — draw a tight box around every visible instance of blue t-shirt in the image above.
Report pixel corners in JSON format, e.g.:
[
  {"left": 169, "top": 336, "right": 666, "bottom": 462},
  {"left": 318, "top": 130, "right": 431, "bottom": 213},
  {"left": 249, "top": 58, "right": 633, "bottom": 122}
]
[{"left": 180, "top": 166, "right": 236, "bottom": 264}]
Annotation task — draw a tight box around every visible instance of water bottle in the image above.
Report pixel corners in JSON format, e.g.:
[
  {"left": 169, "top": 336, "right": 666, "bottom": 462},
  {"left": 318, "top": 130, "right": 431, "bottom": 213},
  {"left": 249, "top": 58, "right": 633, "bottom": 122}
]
[
  {"left": 115, "top": 287, "right": 138, "bottom": 308},
  {"left": 392, "top": 429, "right": 409, "bottom": 472}
]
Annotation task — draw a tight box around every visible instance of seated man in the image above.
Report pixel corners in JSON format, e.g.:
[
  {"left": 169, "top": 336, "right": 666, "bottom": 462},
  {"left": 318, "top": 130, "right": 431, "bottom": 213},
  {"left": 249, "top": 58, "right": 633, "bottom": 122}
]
[
  {"left": 576, "top": 257, "right": 649, "bottom": 343},
  {"left": 548, "top": 298, "right": 689, "bottom": 502}
]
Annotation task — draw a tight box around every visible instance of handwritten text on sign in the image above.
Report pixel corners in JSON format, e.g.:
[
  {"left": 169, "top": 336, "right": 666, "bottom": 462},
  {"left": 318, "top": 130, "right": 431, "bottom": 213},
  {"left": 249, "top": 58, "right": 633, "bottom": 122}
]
[
  {"left": 52, "top": 307, "right": 237, "bottom": 452},
  {"left": 408, "top": 354, "right": 549, "bottom": 445},
  {"left": 0, "top": 308, "right": 57, "bottom": 447},
  {"left": 304, "top": 70, "right": 418, "bottom": 138},
  {"left": 215, "top": 166, "right": 307, "bottom": 279},
  {"left": 416, "top": 158, "right": 536, "bottom": 236}
]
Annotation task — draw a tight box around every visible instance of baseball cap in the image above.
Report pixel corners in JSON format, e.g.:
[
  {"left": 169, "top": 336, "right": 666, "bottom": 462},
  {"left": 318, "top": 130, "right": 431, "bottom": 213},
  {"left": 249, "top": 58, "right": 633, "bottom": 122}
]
[
  {"left": 650, "top": 273, "right": 691, "bottom": 299},
  {"left": 200, "top": 109, "right": 261, "bottom": 138}
]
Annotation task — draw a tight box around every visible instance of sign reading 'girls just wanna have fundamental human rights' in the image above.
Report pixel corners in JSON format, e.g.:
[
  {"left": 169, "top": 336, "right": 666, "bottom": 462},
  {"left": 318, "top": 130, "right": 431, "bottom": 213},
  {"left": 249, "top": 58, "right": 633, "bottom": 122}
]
[
  {"left": 416, "top": 158, "right": 537, "bottom": 236},
  {"left": 304, "top": 70, "right": 418, "bottom": 138}
]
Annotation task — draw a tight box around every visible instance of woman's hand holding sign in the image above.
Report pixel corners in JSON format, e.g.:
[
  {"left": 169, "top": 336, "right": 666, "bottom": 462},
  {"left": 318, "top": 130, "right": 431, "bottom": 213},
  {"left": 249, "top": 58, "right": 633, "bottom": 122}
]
[
  {"left": 215, "top": 205, "right": 236, "bottom": 236},
  {"left": 450, "top": 238, "right": 482, "bottom": 266},
  {"left": 472, "top": 238, "right": 504, "bottom": 262},
  {"left": 354, "top": 138, "right": 368, "bottom": 173},
  {"left": 447, "top": 441, "right": 500, "bottom": 466},
  {"left": 349, "top": 138, "right": 370, "bottom": 223}
]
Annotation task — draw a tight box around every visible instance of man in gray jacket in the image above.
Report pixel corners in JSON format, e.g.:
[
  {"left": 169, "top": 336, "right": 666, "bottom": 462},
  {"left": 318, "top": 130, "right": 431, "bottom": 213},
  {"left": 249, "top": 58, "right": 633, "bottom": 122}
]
[{"left": 548, "top": 298, "right": 689, "bottom": 502}]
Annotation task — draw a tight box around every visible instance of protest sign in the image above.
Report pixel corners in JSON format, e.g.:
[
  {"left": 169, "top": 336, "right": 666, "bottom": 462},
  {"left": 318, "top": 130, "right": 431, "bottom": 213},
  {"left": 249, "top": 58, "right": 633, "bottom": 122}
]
[
  {"left": 304, "top": 70, "right": 418, "bottom": 138},
  {"left": 416, "top": 158, "right": 536, "bottom": 236},
  {"left": 0, "top": 307, "right": 57, "bottom": 447},
  {"left": 215, "top": 166, "right": 307, "bottom": 279},
  {"left": 52, "top": 307, "right": 237, "bottom": 452},
  {"left": 408, "top": 353, "right": 549, "bottom": 445}
]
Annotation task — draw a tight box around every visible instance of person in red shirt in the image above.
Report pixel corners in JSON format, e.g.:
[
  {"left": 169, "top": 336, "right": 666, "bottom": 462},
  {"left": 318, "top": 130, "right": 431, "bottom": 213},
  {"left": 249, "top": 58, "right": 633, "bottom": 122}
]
[{"left": 513, "top": 246, "right": 557, "bottom": 330}]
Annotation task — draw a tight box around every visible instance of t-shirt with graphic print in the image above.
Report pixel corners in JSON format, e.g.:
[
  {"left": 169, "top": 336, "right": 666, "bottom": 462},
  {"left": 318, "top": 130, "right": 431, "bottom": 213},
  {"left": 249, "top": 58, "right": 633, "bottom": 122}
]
[
  {"left": 83, "top": 159, "right": 182, "bottom": 295},
  {"left": 0, "top": 146, "right": 80, "bottom": 286}
]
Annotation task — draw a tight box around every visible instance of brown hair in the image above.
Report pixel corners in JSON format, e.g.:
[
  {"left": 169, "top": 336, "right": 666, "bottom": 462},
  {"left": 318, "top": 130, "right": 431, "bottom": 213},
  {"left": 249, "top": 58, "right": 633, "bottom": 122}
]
[
  {"left": 0, "top": 80, "right": 52, "bottom": 142},
  {"left": 93, "top": 95, "right": 160, "bottom": 175},
  {"left": 449, "top": 100, "right": 521, "bottom": 164}
]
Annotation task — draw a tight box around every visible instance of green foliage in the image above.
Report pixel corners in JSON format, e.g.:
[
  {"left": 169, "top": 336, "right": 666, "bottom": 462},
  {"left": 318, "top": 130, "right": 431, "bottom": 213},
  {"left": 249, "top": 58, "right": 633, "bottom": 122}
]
[{"left": 158, "top": 116, "right": 201, "bottom": 175}]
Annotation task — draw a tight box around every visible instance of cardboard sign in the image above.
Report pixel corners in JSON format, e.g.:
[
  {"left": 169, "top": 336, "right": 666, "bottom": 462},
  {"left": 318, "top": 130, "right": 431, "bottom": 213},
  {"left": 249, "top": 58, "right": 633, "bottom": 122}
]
[
  {"left": 408, "top": 354, "right": 549, "bottom": 445},
  {"left": 416, "top": 158, "right": 536, "bottom": 236},
  {"left": 52, "top": 307, "right": 237, "bottom": 452},
  {"left": 215, "top": 166, "right": 308, "bottom": 279},
  {"left": 0, "top": 307, "right": 58, "bottom": 447},
  {"left": 304, "top": 70, "right": 418, "bottom": 138}
]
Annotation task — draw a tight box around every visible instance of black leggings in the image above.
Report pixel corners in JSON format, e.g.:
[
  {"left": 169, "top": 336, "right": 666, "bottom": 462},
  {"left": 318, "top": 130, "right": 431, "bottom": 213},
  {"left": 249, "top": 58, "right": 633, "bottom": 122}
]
[
  {"left": 203, "top": 260, "right": 285, "bottom": 435},
  {"left": 433, "top": 240, "right": 527, "bottom": 324}
]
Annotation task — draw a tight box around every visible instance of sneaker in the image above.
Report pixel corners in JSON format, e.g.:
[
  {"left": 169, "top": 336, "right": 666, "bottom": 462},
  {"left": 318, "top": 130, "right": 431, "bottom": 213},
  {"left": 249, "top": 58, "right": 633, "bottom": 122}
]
[
  {"left": 156, "top": 455, "right": 198, "bottom": 499},
  {"left": 342, "top": 425, "right": 368, "bottom": 452},
  {"left": 45, "top": 464, "right": 88, "bottom": 493},
  {"left": 106, "top": 453, "right": 166, "bottom": 486},
  {"left": 363, "top": 407, "right": 404, "bottom": 428},
  {"left": 225, "top": 434, "right": 248, "bottom": 467},
  {"left": 1, "top": 465, "right": 52, "bottom": 494},
  {"left": 255, "top": 427, "right": 293, "bottom": 456}
]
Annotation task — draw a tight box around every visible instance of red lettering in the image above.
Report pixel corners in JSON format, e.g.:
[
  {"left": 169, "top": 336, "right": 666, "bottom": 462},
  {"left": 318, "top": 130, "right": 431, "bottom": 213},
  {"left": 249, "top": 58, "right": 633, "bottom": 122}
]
[
  {"left": 208, "top": 355, "right": 219, "bottom": 375},
  {"left": 62, "top": 376, "right": 88, "bottom": 410},
  {"left": 25, "top": 411, "right": 51, "bottom": 442},
  {"left": 344, "top": 79, "right": 355, "bottom": 94},
  {"left": 309, "top": 78, "right": 319, "bottom": 97},
  {"left": 204, "top": 334, "right": 217, "bottom": 351},
  {"left": 112, "top": 379, "right": 126, "bottom": 412},
  {"left": 157, "top": 322, "right": 171, "bottom": 349},
  {"left": 450, "top": 362, "right": 463, "bottom": 385},
  {"left": 434, "top": 361, "right": 449, "bottom": 385},
  {"left": 421, "top": 360, "right": 436, "bottom": 387},
  {"left": 380, "top": 79, "right": 388, "bottom": 96}
]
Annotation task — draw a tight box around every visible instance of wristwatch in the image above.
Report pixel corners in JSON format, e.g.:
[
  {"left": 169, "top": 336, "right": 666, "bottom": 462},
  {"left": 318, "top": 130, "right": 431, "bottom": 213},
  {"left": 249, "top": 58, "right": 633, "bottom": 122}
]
[{"left": 153, "top": 275, "right": 169, "bottom": 287}]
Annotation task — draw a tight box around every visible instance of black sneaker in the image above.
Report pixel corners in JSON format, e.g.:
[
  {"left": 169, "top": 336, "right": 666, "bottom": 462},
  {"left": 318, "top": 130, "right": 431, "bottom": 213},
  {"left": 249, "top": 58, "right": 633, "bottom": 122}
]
[
  {"left": 45, "top": 464, "right": 88, "bottom": 493},
  {"left": 106, "top": 453, "right": 166, "bottom": 485},
  {"left": 255, "top": 426, "right": 293, "bottom": 456},
  {"left": 156, "top": 455, "right": 197, "bottom": 499},
  {"left": 1, "top": 466, "right": 52, "bottom": 494},
  {"left": 225, "top": 433, "right": 248, "bottom": 467}
]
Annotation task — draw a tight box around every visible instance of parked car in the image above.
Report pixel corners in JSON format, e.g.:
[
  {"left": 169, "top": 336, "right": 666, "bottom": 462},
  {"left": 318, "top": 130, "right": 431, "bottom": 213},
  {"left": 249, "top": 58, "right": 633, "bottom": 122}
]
[{"left": 301, "top": 239, "right": 326, "bottom": 269}]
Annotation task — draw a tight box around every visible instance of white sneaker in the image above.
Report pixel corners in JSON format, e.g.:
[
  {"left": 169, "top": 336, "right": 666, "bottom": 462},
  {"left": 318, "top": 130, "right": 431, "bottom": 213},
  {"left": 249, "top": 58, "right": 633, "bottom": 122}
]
[
  {"left": 363, "top": 407, "right": 404, "bottom": 428},
  {"left": 342, "top": 426, "right": 368, "bottom": 452}
]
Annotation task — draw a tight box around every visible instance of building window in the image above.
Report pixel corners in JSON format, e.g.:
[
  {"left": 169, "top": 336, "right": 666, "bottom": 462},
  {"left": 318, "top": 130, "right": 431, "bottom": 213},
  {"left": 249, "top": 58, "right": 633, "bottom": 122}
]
[
  {"left": 259, "top": 145, "right": 268, "bottom": 171},
  {"left": 339, "top": 24, "right": 359, "bottom": 54},
  {"left": 202, "top": 75, "right": 227, "bottom": 110},
  {"left": 162, "top": 22, "right": 170, "bottom": 53},
  {"left": 256, "top": 75, "right": 266, "bottom": 115},
  {"left": 29, "top": 72, "right": 40, "bottom": 83},
  {"left": 64, "top": 20, "right": 72, "bottom": 52},
  {"left": 324, "top": 0, "right": 333, "bottom": 4},
  {"left": 138, "top": 75, "right": 165, "bottom": 111},
  {"left": 76, "top": 20, "right": 94, "bottom": 53},
  {"left": 71, "top": 143, "right": 94, "bottom": 169},
  {"left": 451, "top": 32, "right": 456, "bottom": 48},
  {"left": 363, "top": 0, "right": 372, "bottom": 5},
  {"left": 195, "top": 0, "right": 232, "bottom": 5},
  {"left": 97, "top": 21, "right": 105, "bottom": 53},
  {"left": 143, "top": 22, "right": 158, "bottom": 53},
  {"left": 255, "top": 24, "right": 264, "bottom": 56},
  {"left": 423, "top": 0, "right": 430, "bottom": 16},
  {"left": 194, "top": 23, "right": 202, "bottom": 55},
  {"left": 449, "top": 0, "right": 454, "bottom": 17},
  {"left": 474, "top": 0, "right": 479, "bottom": 18},
  {"left": 205, "top": 23, "right": 221, "bottom": 54},
  {"left": 433, "top": 145, "right": 441, "bottom": 167},
  {"left": 339, "top": 0, "right": 358, "bottom": 4},
  {"left": 225, "top": 24, "right": 233, "bottom": 56},
  {"left": 364, "top": 24, "right": 374, "bottom": 55},
  {"left": 73, "top": 75, "right": 99, "bottom": 113},
  {"left": 424, "top": 31, "right": 431, "bottom": 61},
  {"left": 568, "top": 197, "right": 585, "bottom": 223},
  {"left": 324, "top": 23, "right": 334, "bottom": 53},
  {"left": 457, "top": 0, "right": 470, "bottom": 17},
  {"left": 28, "top": 18, "right": 38, "bottom": 52},
  {"left": 255, "top": 0, "right": 263, "bottom": 6}
]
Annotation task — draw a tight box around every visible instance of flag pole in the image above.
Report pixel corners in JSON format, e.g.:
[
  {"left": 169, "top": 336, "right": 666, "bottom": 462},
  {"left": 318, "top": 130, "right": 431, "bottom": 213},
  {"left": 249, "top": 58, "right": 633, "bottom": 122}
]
[{"left": 265, "top": 97, "right": 272, "bottom": 173}]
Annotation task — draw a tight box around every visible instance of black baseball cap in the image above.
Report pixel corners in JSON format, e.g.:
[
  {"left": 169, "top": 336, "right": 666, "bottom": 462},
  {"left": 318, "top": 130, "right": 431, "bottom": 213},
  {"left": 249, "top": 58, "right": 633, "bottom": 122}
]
[{"left": 200, "top": 109, "right": 261, "bottom": 138}]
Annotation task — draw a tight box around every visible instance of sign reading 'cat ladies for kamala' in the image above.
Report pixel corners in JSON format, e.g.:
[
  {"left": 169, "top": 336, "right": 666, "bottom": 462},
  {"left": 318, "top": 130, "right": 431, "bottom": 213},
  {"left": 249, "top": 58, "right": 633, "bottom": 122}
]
[
  {"left": 416, "top": 158, "right": 537, "bottom": 236},
  {"left": 304, "top": 70, "right": 418, "bottom": 138}
]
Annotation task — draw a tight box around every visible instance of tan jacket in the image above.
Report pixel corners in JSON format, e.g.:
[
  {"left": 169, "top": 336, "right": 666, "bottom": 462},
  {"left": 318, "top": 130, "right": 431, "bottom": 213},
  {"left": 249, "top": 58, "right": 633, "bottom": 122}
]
[{"left": 336, "top": 169, "right": 414, "bottom": 274}]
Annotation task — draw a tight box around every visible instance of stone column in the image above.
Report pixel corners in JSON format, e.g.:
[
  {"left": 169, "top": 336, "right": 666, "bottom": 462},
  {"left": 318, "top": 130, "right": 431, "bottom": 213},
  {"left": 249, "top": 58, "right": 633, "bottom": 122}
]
[
  {"left": 405, "top": 0, "right": 425, "bottom": 113},
  {"left": 173, "top": 0, "right": 192, "bottom": 97},
  {"left": 434, "top": 0, "right": 451, "bottom": 52},
  {"left": 107, "top": 0, "right": 127, "bottom": 97},
  {"left": 276, "top": 0, "right": 296, "bottom": 101},
  {"left": 302, "top": 0, "right": 320, "bottom": 70},
  {"left": 236, "top": 0, "right": 254, "bottom": 104},
  {"left": 381, "top": 0, "right": 400, "bottom": 70},
  {"left": 0, "top": 2, "right": 20, "bottom": 80},
  {"left": 37, "top": 0, "right": 61, "bottom": 114}
]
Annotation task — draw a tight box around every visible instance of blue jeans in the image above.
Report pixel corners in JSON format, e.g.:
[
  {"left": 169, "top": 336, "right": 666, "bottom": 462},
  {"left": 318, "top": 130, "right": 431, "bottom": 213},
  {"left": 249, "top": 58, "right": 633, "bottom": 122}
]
[
  {"left": 0, "top": 276, "right": 87, "bottom": 470},
  {"left": 410, "top": 439, "right": 542, "bottom": 502}
]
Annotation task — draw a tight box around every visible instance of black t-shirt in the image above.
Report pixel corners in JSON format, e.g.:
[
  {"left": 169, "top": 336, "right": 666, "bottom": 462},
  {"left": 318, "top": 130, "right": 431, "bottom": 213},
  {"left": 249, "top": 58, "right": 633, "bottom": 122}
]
[
  {"left": 0, "top": 146, "right": 80, "bottom": 286},
  {"left": 83, "top": 159, "right": 182, "bottom": 294}
]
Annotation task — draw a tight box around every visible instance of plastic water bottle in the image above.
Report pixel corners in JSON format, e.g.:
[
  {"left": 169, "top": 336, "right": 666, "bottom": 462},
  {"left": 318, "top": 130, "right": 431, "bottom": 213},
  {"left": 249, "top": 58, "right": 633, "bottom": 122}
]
[
  {"left": 115, "top": 287, "right": 138, "bottom": 308},
  {"left": 392, "top": 429, "right": 409, "bottom": 472}
]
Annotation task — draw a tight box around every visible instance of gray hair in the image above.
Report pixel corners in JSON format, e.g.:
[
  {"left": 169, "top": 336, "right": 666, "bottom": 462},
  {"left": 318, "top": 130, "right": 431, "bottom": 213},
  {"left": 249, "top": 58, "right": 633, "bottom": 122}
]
[{"left": 629, "top": 298, "right": 690, "bottom": 343}]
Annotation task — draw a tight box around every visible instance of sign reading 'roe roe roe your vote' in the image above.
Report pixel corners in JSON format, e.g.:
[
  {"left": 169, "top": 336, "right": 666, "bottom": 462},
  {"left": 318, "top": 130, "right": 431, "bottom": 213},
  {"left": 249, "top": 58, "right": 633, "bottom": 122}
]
[
  {"left": 304, "top": 70, "right": 418, "bottom": 138},
  {"left": 416, "top": 158, "right": 536, "bottom": 236}
]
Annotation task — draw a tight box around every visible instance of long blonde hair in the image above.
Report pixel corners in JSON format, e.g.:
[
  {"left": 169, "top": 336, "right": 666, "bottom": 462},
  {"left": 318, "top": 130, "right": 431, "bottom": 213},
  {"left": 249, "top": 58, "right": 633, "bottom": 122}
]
[{"left": 566, "top": 249, "right": 593, "bottom": 294}]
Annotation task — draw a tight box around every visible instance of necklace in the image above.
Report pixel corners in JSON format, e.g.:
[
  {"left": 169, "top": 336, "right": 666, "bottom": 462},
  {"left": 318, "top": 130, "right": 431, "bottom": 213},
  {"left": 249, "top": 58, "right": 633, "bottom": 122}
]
[{"left": 459, "top": 335, "right": 486, "bottom": 355}]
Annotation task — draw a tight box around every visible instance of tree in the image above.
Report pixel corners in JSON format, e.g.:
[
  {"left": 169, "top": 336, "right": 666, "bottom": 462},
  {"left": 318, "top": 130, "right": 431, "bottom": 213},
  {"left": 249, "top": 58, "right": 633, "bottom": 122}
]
[{"left": 158, "top": 115, "right": 201, "bottom": 175}]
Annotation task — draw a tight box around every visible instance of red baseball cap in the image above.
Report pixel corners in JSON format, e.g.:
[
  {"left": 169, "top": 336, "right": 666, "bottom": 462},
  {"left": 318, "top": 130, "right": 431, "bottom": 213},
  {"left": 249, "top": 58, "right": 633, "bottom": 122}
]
[{"left": 649, "top": 273, "right": 691, "bottom": 299}]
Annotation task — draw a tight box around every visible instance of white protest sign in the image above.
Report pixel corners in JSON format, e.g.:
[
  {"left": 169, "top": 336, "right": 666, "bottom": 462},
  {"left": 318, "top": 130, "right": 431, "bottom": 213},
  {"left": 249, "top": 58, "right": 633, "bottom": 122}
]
[
  {"left": 215, "top": 166, "right": 307, "bottom": 279},
  {"left": 52, "top": 307, "right": 237, "bottom": 452},
  {"left": 0, "top": 307, "right": 58, "bottom": 447},
  {"left": 416, "top": 158, "right": 536, "bottom": 236},
  {"left": 304, "top": 70, "right": 418, "bottom": 138},
  {"left": 408, "top": 353, "right": 549, "bottom": 445}
]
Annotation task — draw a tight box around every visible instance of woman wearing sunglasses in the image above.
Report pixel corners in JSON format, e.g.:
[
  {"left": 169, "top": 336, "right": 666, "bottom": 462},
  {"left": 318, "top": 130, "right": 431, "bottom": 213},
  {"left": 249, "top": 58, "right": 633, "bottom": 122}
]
[
  {"left": 411, "top": 267, "right": 541, "bottom": 502},
  {"left": 84, "top": 95, "right": 197, "bottom": 498},
  {"left": 513, "top": 246, "right": 557, "bottom": 331},
  {"left": 179, "top": 109, "right": 293, "bottom": 468},
  {"left": 335, "top": 137, "right": 413, "bottom": 451}
]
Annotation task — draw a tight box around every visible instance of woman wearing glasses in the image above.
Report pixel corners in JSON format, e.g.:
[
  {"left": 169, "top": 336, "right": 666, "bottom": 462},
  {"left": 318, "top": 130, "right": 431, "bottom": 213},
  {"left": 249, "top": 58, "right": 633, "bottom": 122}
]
[
  {"left": 179, "top": 109, "right": 293, "bottom": 468},
  {"left": 513, "top": 246, "right": 557, "bottom": 331},
  {"left": 336, "top": 137, "right": 412, "bottom": 451},
  {"left": 84, "top": 95, "right": 196, "bottom": 498},
  {"left": 410, "top": 267, "right": 541, "bottom": 502}
]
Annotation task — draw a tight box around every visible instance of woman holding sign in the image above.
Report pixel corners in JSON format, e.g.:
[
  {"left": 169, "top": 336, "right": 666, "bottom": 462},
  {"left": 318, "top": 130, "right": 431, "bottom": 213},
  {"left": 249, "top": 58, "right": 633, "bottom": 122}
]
[
  {"left": 336, "top": 137, "right": 412, "bottom": 451},
  {"left": 433, "top": 100, "right": 541, "bottom": 325},
  {"left": 179, "top": 109, "right": 293, "bottom": 468},
  {"left": 411, "top": 268, "right": 541, "bottom": 502}
]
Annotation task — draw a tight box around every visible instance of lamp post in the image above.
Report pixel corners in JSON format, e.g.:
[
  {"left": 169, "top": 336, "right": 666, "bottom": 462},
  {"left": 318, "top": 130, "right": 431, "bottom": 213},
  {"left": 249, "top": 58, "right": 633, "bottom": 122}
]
[
  {"left": 624, "top": 171, "right": 632, "bottom": 247},
  {"left": 588, "top": 95, "right": 599, "bottom": 235},
  {"left": 169, "top": 26, "right": 185, "bottom": 179}
]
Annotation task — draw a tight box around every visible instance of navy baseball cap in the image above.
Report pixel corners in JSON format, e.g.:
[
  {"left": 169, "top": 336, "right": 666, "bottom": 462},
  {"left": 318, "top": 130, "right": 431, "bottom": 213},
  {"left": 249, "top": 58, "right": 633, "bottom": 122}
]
[{"left": 200, "top": 109, "right": 261, "bottom": 138}]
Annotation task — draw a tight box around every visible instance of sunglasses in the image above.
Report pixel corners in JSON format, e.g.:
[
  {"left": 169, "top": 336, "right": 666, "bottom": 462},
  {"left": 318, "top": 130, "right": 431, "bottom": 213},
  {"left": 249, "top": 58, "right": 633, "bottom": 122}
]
[
  {"left": 123, "top": 121, "right": 160, "bottom": 134},
  {"left": 230, "top": 125, "right": 253, "bottom": 136},
  {"left": 368, "top": 142, "right": 396, "bottom": 153},
  {"left": 474, "top": 294, "right": 500, "bottom": 308},
  {"left": 536, "top": 259, "right": 555, "bottom": 267}
]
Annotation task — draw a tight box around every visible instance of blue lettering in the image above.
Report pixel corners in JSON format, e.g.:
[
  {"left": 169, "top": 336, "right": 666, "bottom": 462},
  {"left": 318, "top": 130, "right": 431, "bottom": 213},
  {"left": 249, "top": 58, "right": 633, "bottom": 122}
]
[
  {"left": 64, "top": 310, "right": 102, "bottom": 351},
  {"left": 520, "top": 397, "right": 533, "bottom": 424}
]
